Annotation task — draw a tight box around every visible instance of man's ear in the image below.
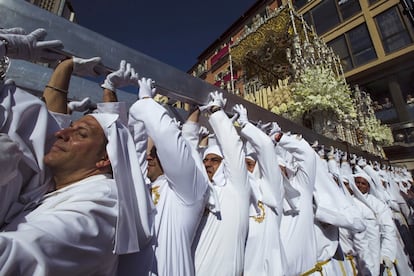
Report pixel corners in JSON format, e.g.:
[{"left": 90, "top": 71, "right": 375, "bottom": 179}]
[{"left": 96, "top": 153, "right": 111, "bottom": 169}]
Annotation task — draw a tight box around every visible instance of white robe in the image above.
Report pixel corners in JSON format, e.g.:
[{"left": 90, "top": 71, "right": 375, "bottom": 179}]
[
  {"left": 193, "top": 110, "right": 250, "bottom": 276},
  {"left": 0, "top": 82, "right": 61, "bottom": 227},
  {"left": 278, "top": 134, "right": 317, "bottom": 275},
  {"left": 241, "top": 123, "right": 287, "bottom": 276},
  {"left": 124, "top": 99, "right": 208, "bottom": 276},
  {"left": 0, "top": 174, "right": 118, "bottom": 276}
]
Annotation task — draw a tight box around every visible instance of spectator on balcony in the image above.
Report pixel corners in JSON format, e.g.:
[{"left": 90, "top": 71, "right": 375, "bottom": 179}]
[
  {"left": 383, "top": 97, "right": 394, "bottom": 109},
  {"left": 373, "top": 100, "right": 383, "bottom": 111},
  {"left": 406, "top": 94, "right": 414, "bottom": 105}
]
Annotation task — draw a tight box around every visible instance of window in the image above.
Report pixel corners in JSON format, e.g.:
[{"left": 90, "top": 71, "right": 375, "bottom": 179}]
[
  {"left": 347, "top": 24, "right": 377, "bottom": 66},
  {"left": 328, "top": 23, "right": 377, "bottom": 70},
  {"left": 368, "top": 0, "right": 380, "bottom": 5},
  {"left": 312, "top": 0, "right": 340, "bottom": 35},
  {"left": 375, "top": 7, "right": 413, "bottom": 53},
  {"left": 338, "top": 0, "right": 361, "bottom": 21},
  {"left": 293, "top": 0, "right": 309, "bottom": 10},
  {"left": 328, "top": 35, "right": 353, "bottom": 71}
]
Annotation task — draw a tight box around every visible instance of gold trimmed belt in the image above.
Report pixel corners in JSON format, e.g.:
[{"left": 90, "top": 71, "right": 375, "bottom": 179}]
[
  {"left": 345, "top": 255, "right": 357, "bottom": 276},
  {"left": 249, "top": 201, "right": 265, "bottom": 223},
  {"left": 301, "top": 259, "right": 331, "bottom": 276}
]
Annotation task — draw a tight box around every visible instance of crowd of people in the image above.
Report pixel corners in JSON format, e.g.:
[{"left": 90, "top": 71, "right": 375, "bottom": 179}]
[{"left": 0, "top": 26, "right": 414, "bottom": 276}]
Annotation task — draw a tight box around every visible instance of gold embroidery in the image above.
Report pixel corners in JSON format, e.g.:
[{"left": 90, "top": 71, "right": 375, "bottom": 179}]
[
  {"left": 250, "top": 201, "right": 265, "bottom": 223},
  {"left": 150, "top": 186, "right": 160, "bottom": 205}
]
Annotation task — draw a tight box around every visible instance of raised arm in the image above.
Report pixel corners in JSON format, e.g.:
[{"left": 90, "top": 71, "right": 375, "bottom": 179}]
[
  {"left": 202, "top": 92, "right": 249, "bottom": 192},
  {"left": 234, "top": 104, "right": 283, "bottom": 213},
  {"left": 129, "top": 78, "right": 208, "bottom": 203}
]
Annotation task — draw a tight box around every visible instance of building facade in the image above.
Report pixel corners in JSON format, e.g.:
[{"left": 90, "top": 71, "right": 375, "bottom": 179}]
[
  {"left": 189, "top": 0, "right": 414, "bottom": 169},
  {"left": 26, "top": 0, "right": 76, "bottom": 22}
]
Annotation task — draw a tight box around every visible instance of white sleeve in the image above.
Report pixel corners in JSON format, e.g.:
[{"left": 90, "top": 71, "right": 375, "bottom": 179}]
[
  {"left": 314, "top": 158, "right": 366, "bottom": 232},
  {"left": 128, "top": 116, "right": 148, "bottom": 177},
  {"left": 277, "top": 134, "right": 317, "bottom": 192},
  {"left": 129, "top": 99, "right": 208, "bottom": 204},
  {"left": 240, "top": 122, "right": 283, "bottom": 213},
  {"left": 208, "top": 110, "right": 249, "bottom": 192},
  {"left": 97, "top": 102, "right": 128, "bottom": 126},
  {"left": 181, "top": 121, "right": 201, "bottom": 151},
  {"left": 376, "top": 200, "right": 397, "bottom": 260}
]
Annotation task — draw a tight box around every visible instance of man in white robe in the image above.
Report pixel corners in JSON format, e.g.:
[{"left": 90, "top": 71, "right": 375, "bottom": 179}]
[
  {"left": 351, "top": 168, "right": 398, "bottom": 276},
  {"left": 192, "top": 92, "right": 250, "bottom": 276},
  {"left": 272, "top": 129, "right": 318, "bottom": 275},
  {"left": 0, "top": 112, "right": 153, "bottom": 275},
  {"left": 233, "top": 104, "right": 287, "bottom": 275},
  {"left": 123, "top": 77, "right": 209, "bottom": 276}
]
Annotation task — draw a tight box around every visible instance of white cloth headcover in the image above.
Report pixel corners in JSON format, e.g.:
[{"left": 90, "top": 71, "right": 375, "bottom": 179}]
[
  {"left": 89, "top": 113, "right": 153, "bottom": 254},
  {"left": 349, "top": 170, "right": 378, "bottom": 215}
]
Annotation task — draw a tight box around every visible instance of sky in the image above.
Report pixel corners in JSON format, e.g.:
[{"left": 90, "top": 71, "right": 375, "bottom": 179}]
[{"left": 70, "top": 0, "right": 258, "bottom": 72}]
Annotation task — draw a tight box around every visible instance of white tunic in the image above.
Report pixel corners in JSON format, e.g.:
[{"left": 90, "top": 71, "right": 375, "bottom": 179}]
[
  {"left": 279, "top": 134, "right": 317, "bottom": 275},
  {"left": 124, "top": 99, "right": 208, "bottom": 276},
  {"left": 0, "top": 174, "right": 118, "bottom": 276},
  {"left": 0, "top": 82, "right": 61, "bottom": 227},
  {"left": 240, "top": 123, "right": 286, "bottom": 276},
  {"left": 193, "top": 110, "right": 250, "bottom": 276}
]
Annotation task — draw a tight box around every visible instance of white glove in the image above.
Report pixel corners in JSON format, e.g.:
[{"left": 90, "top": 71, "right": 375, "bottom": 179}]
[
  {"left": 268, "top": 122, "right": 281, "bottom": 137},
  {"left": 0, "top": 28, "right": 64, "bottom": 62},
  {"left": 171, "top": 117, "right": 182, "bottom": 129},
  {"left": 67, "top": 97, "right": 91, "bottom": 113},
  {"left": 357, "top": 157, "right": 367, "bottom": 168},
  {"left": 137, "top": 77, "right": 156, "bottom": 99},
  {"left": 198, "top": 126, "right": 210, "bottom": 139},
  {"left": 381, "top": 256, "right": 394, "bottom": 268},
  {"left": 101, "top": 60, "right": 139, "bottom": 92},
  {"left": 256, "top": 121, "right": 272, "bottom": 133},
  {"left": 232, "top": 104, "right": 249, "bottom": 127},
  {"left": 0, "top": 27, "right": 26, "bottom": 35},
  {"left": 72, "top": 56, "right": 102, "bottom": 77},
  {"left": 0, "top": 133, "right": 23, "bottom": 186},
  {"left": 199, "top": 91, "right": 227, "bottom": 112}
]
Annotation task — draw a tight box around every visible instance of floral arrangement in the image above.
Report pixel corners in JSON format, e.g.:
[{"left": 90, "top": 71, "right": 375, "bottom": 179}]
[
  {"left": 361, "top": 116, "right": 394, "bottom": 146},
  {"left": 288, "top": 65, "right": 356, "bottom": 120},
  {"left": 266, "top": 78, "right": 294, "bottom": 115}
]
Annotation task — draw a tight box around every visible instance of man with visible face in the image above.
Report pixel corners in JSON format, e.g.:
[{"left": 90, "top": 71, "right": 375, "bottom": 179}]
[
  {"left": 203, "top": 152, "right": 223, "bottom": 181},
  {"left": 355, "top": 176, "right": 370, "bottom": 194},
  {"left": 192, "top": 92, "right": 250, "bottom": 276},
  {"left": 44, "top": 116, "right": 111, "bottom": 189},
  {"left": 122, "top": 78, "right": 209, "bottom": 276},
  {"left": 0, "top": 113, "right": 152, "bottom": 275},
  {"left": 351, "top": 171, "right": 398, "bottom": 276}
]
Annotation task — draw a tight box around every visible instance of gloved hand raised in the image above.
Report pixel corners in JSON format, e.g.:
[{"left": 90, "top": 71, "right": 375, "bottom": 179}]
[
  {"left": 72, "top": 56, "right": 102, "bottom": 77},
  {"left": 198, "top": 126, "right": 210, "bottom": 140},
  {"left": 199, "top": 91, "right": 227, "bottom": 112},
  {"left": 138, "top": 77, "right": 156, "bottom": 99},
  {"left": 0, "top": 27, "right": 26, "bottom": 35},
  {"left": 232, "top": 104, "right": 249, "bottom": 127},
  {"left": 256, "top": 120, "right": 272, "bottom": 134},
  {"left": 268, "top": 122, "right": 282, "bottom": 143},
  {"left": 0, "top": 28, "right": 64, "bottom": 62},
  {"left": 67, "top": 97, "right": 91, "bottom": 113},
  {"left": 357, "top": 157, "right": 367, "bottom": 168},
  {"left": 101, "top": 60, "right": 139, "bottom": 92},
  {"left": 171, "top": 117, "right": 182, "bottom": 130}
]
